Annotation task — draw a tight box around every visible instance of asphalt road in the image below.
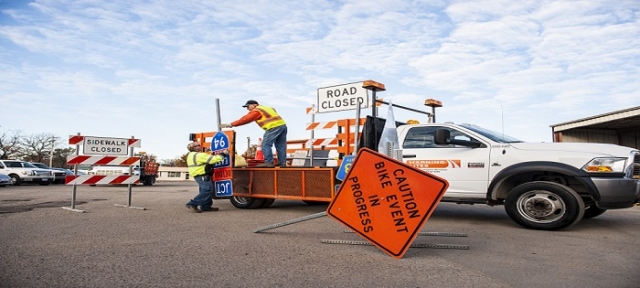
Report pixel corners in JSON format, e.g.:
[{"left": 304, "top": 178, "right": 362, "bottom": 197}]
[{"left": 1, "top": 182, "right": 639, "bottom": 288}]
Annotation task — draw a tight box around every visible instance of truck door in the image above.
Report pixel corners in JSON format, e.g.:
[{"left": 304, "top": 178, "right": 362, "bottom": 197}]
[{"left": 400, "top": 125, "right": 491, "bottom": 198}]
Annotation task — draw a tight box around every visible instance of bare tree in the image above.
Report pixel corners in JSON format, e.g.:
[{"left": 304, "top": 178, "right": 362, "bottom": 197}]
[
  {"left": 169, "top": 153, "right": 188, "bottom": 167},
  {"left": 137, "top": 152, "right": 157, "bottom": 162},
  {"left": 52, "top": 147, "right": 76, "bottom": 168},
  {"left": 0, "top": 129, "right": 23, "bottom": 159},
  {"left": 21, "top": 133, "right": 58, "bottom": 163}
]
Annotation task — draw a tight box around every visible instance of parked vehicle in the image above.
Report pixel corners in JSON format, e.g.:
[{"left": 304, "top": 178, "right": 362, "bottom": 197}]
[
  {"left": 192, "top": 97, "right": 640, "bottom": 231},
  {"left": 30, "top": 162, "right": 67, "bottom": 184},
  {"left": 52, "top": 168, "right": 86, "bottom": 176},
  {"left": 86, "top": 160, "right": 159, "bottom": 186},
  {"left": 0, "top": 160, "right": 54, "bottom": 185},
  {"left": 49, "top": 168, "right": 86, "bottom": 184},
  {"left": 0, "top": 173, "right": 10, "bottom": 187}
]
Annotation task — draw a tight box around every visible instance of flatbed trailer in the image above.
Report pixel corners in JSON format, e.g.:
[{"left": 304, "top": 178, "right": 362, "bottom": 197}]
[
  {"left": 190, "top": 125, "right": 348, "bottom": 208},
  {"left": 229, "top": 166, "right": 339, "bottom": 208}
]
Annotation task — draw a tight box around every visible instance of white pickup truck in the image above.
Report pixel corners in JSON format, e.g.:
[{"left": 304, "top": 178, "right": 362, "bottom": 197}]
[{"left": 396, "top": 122, "right": 640, "bottom": 230}]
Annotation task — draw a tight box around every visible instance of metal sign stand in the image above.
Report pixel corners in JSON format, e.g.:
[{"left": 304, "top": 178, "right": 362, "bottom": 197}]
[
  {"left": 252, "top": 212, "right": 470, "bottom": 250},
  {"left": 62, "top": 132, "right": 85, "bottom": 213},
  {"left": 330, "top": 230, "right": 470, "bottom": 250},
  {"left": 253, "top": 212, "right": 327, "bottom": 233},
  {"left": 115, "top": 135, "right": 146, "bottom": 210}
]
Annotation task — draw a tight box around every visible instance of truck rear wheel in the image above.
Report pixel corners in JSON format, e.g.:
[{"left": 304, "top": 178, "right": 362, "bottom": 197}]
[
  {"left": 505, "top": 181, "right": 585, "bottom": 230},
  {"left": 230, "top": 197, "right": 266, "bottom": 209}
]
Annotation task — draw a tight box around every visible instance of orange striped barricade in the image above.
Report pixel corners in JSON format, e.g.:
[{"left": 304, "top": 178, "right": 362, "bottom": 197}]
[
  {"left": 63, "top": 134, "right": 145, "bottom": 212},
  {"left": 287, "top": 118, "right": 366, "bottom": 166}
]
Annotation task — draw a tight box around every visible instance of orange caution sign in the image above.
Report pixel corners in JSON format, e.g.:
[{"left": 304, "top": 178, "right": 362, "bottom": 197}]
[{"left": 326, "top": 148, "right": 449, "bottom": 259}]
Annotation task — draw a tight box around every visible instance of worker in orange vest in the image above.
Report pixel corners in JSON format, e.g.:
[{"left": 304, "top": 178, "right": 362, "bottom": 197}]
[{"left": 221, "top": 100, "right": 287, "bottom": 167}]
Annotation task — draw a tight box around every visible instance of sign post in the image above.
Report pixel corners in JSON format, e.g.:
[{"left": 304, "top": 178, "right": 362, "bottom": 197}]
[{"left": 326, "top": 148, "right": 449, "bottom": 259}]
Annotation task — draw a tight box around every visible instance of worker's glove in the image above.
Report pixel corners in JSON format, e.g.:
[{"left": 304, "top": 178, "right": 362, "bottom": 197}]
[
  {"left": 218, "top": 149, "right": 230, "bottom": 158},
  {"left": 220, "top": 123, "right": 233, "bottom": 128}
]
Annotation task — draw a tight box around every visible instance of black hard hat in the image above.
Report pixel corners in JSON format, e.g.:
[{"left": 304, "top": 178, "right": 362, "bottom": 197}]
[{"left": 242, "top": 100, "right": 259, "bottom": 108}]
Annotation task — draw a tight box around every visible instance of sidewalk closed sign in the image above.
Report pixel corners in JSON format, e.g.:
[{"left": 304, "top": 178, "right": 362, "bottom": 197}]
[
  {"left": 83, "top": 136, "right": 131, "bottom": 156},
  {"left": 326, "top": 148, "right": 449, "bottom": 259}
]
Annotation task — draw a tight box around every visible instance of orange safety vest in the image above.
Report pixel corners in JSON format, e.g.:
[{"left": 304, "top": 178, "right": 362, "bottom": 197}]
[{"left": 254, "top": 105, "right": 286, "bottom": 130}]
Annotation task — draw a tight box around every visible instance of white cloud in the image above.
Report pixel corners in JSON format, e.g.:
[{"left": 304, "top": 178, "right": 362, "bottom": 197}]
[{"left": 0, "top": 0, "right": 638, "bottom": 159}]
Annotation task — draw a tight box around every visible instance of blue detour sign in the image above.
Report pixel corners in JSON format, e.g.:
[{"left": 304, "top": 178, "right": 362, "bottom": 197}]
[{"left": 336, "top": 155, "right": 355, "bottom": 181}]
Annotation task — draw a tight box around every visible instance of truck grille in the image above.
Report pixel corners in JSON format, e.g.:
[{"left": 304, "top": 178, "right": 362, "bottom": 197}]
[
  {"left": 34, "top": 170, "right": 50, "bottom": 176},
  {"left": 631, "top": 151, "right": 640, "bottom": 179}
]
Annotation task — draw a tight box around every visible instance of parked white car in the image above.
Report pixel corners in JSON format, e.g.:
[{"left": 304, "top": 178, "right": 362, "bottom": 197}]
[{"left": 0, "top": 160, "right": 54, "bottom": 185}]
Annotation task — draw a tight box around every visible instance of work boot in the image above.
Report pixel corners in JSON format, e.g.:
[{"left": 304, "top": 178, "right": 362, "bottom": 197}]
[
  {"left": 257, "top": 162, "right": 274, "bottom": 168},
  {"left": 185, "top": 204, "right": 201, "bottom": 213},
  {"left": 200, "top": 207, "right": 219, "bottom": 212}
]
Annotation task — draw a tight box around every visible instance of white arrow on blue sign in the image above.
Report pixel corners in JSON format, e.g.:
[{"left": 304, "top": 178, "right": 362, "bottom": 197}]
[{"left": 211, "top": 132, "right": 229, "bottom": 150}]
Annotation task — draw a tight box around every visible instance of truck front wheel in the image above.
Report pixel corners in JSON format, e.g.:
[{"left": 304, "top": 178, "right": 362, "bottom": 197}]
[
  {"left": 230, "top": 197, "right": 266, "bottom": 209},
  {"left": 505, "top": 181, "right": 585, "bottom": 230}
]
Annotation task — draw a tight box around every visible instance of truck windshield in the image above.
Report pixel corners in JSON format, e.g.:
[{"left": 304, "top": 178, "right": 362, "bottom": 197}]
[{"left": 460, "top": 124, "right": 523, "bottom": 143}]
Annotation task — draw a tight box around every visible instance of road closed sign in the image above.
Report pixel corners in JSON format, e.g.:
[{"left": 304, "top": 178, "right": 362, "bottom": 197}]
[
  {"left": 326, "top": 148, "right": 449, "bottom": 259},
  {"left": 317, "top": 81, "right": 370, "bottom": 113}
]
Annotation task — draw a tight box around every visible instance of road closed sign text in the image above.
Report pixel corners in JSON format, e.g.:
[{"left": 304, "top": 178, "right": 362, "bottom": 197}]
[
  {"left": 326, "top": 148, "right": 449, "bottom": 258},
  {"left": 317, "top": 81, "right": 369, "bottom": 113}
]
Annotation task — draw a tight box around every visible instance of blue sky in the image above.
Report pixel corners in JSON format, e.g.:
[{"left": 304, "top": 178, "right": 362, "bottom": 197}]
[{"left": 1, "top": 0, "right": 639, "bottom": 160}]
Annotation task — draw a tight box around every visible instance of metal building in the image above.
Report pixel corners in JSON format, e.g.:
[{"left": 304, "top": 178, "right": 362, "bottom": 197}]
[{"left": 550, "top": 106, "right": 640, "bottom": 149}]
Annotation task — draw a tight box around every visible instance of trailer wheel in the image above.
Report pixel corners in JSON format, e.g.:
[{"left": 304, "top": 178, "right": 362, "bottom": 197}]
[
  {"left": 142, "top": 177, "right": 154, "bottom": 186},
  {"left": 583, "top": 205, "right": 607, "bottom": 219},
  {"left": 230, "top": 197, "right": 265, "bottom": 209},
  {"left": 505, "top": 181, "right": 585, "bottom": 230},
  {"left": 303, "top": 200, "right": 327, "bottom": 206},
  {"left": 260, "top": 199, "right": 275, "bottom": 208}
]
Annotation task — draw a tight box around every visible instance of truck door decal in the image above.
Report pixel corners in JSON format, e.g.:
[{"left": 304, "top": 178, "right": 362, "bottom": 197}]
[{"left": 406, "top": 160, "right": 461, "bottom": 169}]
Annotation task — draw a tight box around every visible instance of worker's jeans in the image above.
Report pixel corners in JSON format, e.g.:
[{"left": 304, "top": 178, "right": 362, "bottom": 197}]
[
  {"left": 262, "top": 125, "right": 288, "bottom": 166},
  {"left": 187, "top": 175, "right": 213, "bottom": 209}
]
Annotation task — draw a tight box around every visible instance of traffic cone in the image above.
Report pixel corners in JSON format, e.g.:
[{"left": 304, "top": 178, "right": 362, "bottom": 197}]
[{"left": 255, "top": 138, "right": 264, "bottom": 160}]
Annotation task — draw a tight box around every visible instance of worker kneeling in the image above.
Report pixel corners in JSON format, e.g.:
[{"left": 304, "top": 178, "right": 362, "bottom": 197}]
[{"left": 185, "top": 141, "right": 229, "bottom": 213}]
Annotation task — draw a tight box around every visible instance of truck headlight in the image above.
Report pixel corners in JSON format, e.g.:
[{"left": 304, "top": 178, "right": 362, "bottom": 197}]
[
  {"left": 582, "top": 157, "right": 626, "bottom": 173},
  {"left": 20, "top": 171, "right": 34, "bottom": 176}
]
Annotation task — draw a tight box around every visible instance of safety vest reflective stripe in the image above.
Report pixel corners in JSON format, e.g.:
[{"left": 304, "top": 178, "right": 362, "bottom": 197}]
[
  {"left": 187, "top": 152, "right": 218, "bottom": 176},
  {"left": 254, "top": 106, "right": 286, "bottom": 130}
]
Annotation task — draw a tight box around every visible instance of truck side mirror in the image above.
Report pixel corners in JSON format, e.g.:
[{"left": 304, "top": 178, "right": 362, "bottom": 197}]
[{"left": 434, "top": 129, "right": 450, "bottom": 145}]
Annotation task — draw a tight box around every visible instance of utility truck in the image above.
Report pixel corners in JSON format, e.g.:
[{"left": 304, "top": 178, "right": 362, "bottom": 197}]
[
  {"left": 193, "top": 117, "right": 640, "bottom": 230},
  {"left": 192, "top": 82, "right": 640, "bottom": 230}
]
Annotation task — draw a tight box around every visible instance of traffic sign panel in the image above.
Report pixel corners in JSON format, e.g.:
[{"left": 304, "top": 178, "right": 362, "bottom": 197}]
[
  {"left": 326, "top": 148, "right": 449, "bottom": 259},
  {"left": 82, "top": 136, "right": 131, "bottom": 156},
  {"left": 336, "top": 155, "right": 355, "bottom": 181},
  {"left": 211, "top": 132, "right": 229, "bottom": 150},
  {"left": 215, "top": 179, "right": 233, "bottom": 197}
]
